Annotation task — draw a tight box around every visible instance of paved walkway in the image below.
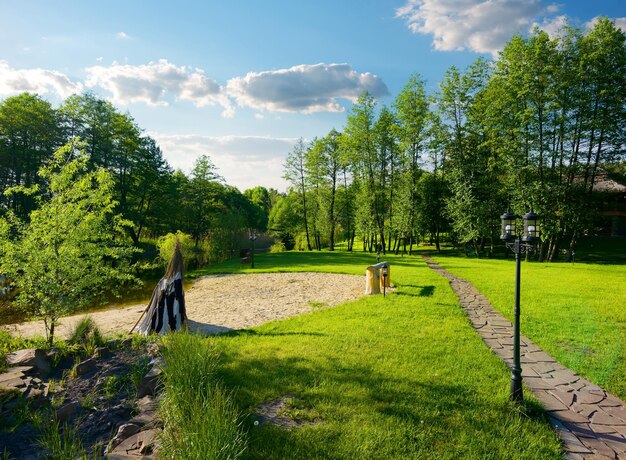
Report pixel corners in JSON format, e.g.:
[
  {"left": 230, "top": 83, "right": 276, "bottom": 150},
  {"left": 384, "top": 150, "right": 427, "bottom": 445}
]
[{"left": 423, "top": 255, "right": 626, "bottom": 460}]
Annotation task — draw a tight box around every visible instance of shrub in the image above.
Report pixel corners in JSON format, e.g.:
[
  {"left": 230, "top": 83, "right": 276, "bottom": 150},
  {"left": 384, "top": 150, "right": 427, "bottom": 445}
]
[
  {"left": 156, "top": 232, "right": 196, "bottom": 271},
  {"left": 270, "top": 241, "right": 286, "bottom": 253}
]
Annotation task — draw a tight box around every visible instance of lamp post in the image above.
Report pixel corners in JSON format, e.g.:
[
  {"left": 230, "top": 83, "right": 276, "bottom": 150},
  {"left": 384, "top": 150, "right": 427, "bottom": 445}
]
[
  {"left": 500, "top": 209, "right": 540, "bottom": 402},
  {"left": 382, "top": 264, "right": 388, "bottom": 297},
  {"left": 248, "top": 230, "right": 257, "bottom": 269}
]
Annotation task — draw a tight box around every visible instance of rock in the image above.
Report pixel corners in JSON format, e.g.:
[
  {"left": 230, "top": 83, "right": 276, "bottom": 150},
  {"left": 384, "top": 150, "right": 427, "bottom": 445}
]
[
  {"left": 130, "top": 396, "right": 158, "bottom": 428},
  {"left": 111, "top": 429, "right": 159, "bottom": 457},
  {"left": 107, "top": 423, "right": 141, "bottom": 453},
  {"left": 121, "top": 337, "right": 133, "bottom": 348},
  {"left": 92, "top": 347, "right": 111, "bottom": 359},
  {"left": 56, "top": 400, "right": 80, "bottom": 422},
  {"left": 146, "top": 342, "right": 160, "bottom": 357},
  {"left": 136, "top": 395, "right": 158, "bottom": 413},
  {"left": 136, "top": 366, "right": 162, "bottom": 398},
  {"left": 6, "top": 349, "right": 50, "bottom": 376},
  {"left": 75, "top": 358, "right": 97, "bottom": 376},
  {"left": 0, "top": 377, "right": 27, "bottom": 389}
]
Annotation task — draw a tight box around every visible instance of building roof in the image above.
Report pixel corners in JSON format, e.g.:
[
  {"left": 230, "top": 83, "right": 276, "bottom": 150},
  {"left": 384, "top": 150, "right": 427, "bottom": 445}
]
[{"left": 592, "top": 172, "right": 626, "bottom": 193}]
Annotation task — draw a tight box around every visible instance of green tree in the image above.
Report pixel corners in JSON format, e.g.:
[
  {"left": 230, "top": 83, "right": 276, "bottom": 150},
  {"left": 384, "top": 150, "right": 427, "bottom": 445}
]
[
  {"left": 182, "top": 155, "right": 224, "bottom": 248},
  {"left": 283, "top": 138, "right": 312, "bottom": 250},
  {"left": 0, "top": 140, "right": 138, "bottom": 344},
  {"left": 268, "top": 192, "right": 302, "bottom": 250},
  {"left": 0, "top": 93, "right": 62, "bottom": 218}
]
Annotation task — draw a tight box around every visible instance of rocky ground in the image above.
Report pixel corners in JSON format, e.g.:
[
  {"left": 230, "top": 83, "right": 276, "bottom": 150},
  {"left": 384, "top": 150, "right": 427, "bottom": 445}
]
[{"left": 0, "top": 340, "right": 162, "bottom": 459}]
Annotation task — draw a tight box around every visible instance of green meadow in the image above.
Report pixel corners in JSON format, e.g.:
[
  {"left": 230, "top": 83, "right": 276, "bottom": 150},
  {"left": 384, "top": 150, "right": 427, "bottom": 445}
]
[
  {"left": 166, "top": 251, "right": 562, "bottom": 459},
  {"left": 431, "top": 254, "right": 626, "bottom": 400}
]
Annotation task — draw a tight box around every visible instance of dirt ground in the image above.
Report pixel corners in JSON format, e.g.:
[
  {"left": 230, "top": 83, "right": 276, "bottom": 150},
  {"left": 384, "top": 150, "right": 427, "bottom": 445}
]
[{"left": 1, "top": 273, "right": 364, "bottom": 339}]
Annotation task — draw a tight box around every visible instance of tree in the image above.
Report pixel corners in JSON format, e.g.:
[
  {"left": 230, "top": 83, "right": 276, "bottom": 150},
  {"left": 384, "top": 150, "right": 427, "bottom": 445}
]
[
  {"left": 283, "top": 138, "right": 312, "bottom": 250},
  {"left": 344, "top": 93, "right": 386, "bottom": 252},
  {"left": 268, "top": 192, "right": 302, "bottom": 250},
  {"left": 182, "top": 155, "right": 223, "bottom": 248},
  {"left": 0, "top": 140, "right": 138, "bottom": 344},
  {"left": 0, "top": 93, "right": 62, "bottom": 218},
  {"left": 394, "top": 74, "right": 432, "bottom": 252}
]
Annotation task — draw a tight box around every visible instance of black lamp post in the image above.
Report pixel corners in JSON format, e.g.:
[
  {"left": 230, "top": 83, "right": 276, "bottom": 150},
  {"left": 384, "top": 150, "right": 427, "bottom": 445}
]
[
  {"left": 248, "top": 230, "right": 257, "bottom": 269},
  {"left": 500, "top": 208, "right": 541, "bottom": 402}
]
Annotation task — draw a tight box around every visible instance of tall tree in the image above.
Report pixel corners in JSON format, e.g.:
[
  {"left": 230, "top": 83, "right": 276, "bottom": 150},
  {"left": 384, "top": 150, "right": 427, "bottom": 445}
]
[
  {"left": 0, "top": 93, "right": 62, "bottom": 218},
  {"left": 283, "top": 138, "right": 312, "bottom": 250},
  {"left": 394, "top": 74, "right": 431, "bottom": 252}
]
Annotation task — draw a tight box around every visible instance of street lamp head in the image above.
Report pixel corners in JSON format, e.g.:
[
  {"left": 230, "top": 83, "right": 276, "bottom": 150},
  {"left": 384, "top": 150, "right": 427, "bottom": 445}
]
[
  {"left": 500, "top": 210, "right": 517, "bottom": 242},
  {"left": 522, "top": 210, "right": 540, "bottom": 243},
  {"left": 382, "top": 264, "right": 388, "bottom": 277}
]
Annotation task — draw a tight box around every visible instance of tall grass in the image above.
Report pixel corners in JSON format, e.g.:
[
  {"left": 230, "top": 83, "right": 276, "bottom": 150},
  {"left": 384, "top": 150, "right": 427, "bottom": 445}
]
[
  {"left": 159, "top": 332, "right": 247, "bottom": 460},
  {"left": 37, "top": 420, "right": 88, "bottom": 460}
]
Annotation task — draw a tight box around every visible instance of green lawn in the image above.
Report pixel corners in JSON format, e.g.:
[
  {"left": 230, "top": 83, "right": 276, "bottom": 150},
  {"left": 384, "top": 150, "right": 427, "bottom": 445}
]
[
  {"left": 431, "top": 254, "right": 626, "bottom": 400},
  {"left": 183, "top": 251, "right": 562, "bottom": 459}
]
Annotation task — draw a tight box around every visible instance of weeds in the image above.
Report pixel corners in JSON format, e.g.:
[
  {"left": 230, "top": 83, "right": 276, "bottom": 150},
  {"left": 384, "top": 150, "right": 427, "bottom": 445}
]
[
  {"left": 129, "top": 356, "right": 151, "bottom": 396},
  {"left": 37, "top": 420, "right": 88, "bottom": 460},
  {"left": 68, "top": 317, "right": 104, "bottom": 356}
]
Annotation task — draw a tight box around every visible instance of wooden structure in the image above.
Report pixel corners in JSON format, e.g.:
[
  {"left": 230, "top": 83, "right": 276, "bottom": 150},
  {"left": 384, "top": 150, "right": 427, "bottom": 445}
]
[{"left": 365, "top": 262, "right": 391, "bottom": 295}]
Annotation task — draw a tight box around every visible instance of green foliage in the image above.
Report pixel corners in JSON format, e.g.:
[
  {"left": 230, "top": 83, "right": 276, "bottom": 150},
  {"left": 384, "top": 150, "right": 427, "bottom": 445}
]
[
  {"left": 67, "top": 316, "right": 103, "bottom": 347},
  {"left": 101, "top": 375, "right": 121, "bottom": 398},
  {"left": 0, "top": 140, "right": 139, "bottom": 344},
  {"left": 156, "top": 231, "right": 196, "bottom": 271},
  {"left": 269, "top": 241, "right": 286, "bottom": 253},
  {"left": 129, "top": 355, "right": 151, "bottom": 396},
  {"left": 37, "top": 420, "right": 88, "bottom": 460},
  {"left": 159, "top": 332, "right": 247, "bottom": 459}
]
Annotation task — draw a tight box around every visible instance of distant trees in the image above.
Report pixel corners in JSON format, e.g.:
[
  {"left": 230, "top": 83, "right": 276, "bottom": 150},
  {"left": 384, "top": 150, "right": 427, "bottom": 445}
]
[
  {"left": 273, "top": 19, "right": 625, "bottom": 259},
  {"left": 0, "top": 92, "right": 266, "bottom": 266}
]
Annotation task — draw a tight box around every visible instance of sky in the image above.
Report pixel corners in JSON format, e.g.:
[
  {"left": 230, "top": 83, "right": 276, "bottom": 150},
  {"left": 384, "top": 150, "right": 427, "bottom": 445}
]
[{"left": 1, "top": 1, "right": 624, "bottom": 192}]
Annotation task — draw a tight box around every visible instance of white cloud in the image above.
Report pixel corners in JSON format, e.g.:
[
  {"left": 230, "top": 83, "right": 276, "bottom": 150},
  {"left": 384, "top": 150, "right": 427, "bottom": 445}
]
[
  {"left": 585, "top": 16, "right": 626, "bottom": 34},
  {"left": 531, "top": 15, "right": 569, "bottom": 38},
  {"left": 226, "top": 63, "right": 389, "bottom": 113},
  {"left": 396, "top": 0, "right": 559, "bottom": 55},
  {"left": 116, "top": 32, "right": 129, "bottom": 39},
  {"left": 149, "top": 133, "right": 297, "bottom": 191},
  {"left": 85, "top": 59, "right": 233, "bottom": 116},
  {"left": 0, "top": 60, "right": 82, "bottom": 98}
]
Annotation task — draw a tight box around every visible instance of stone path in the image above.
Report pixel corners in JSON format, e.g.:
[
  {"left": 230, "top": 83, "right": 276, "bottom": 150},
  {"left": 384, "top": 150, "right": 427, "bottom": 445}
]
[{"left": 423, "top": 255, "right": 626, "bottom": 460}]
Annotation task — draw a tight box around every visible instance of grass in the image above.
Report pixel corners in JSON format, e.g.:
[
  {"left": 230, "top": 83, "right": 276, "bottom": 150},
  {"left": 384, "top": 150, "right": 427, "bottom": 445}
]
[
  {"left": 159, "top": 332, "right": 247, "bottom": 460},
  {"left": 173, "top": 251, "right": 562, "bottom": 459},
  {"left": 431, "top": 254, "right": 626, "bottom": 399},
  {"left": 35, "top": 418, "right": 90, "bottom": 460}
]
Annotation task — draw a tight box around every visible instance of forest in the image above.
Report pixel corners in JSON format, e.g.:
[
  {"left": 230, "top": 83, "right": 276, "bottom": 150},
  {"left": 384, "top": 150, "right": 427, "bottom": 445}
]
[
  {"left": 0, "top": 91, "right": 276, "bottom": 268},
  {"left": 272, "top": 19, "right": 626, "bottom": 261},
  {"left": 1, "top": 18, "right": 625, "bottom": 272}
]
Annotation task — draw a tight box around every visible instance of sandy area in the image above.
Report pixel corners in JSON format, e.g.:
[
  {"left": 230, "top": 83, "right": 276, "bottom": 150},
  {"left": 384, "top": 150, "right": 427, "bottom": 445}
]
[{"left": 1, "top": 273, "right": 364, "bottom": 339}]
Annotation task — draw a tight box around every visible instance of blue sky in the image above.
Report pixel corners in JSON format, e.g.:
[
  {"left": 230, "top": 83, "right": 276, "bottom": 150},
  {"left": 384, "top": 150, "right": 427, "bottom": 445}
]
[{"left": 1, "top": 1, "right": 624, "bottom": 192}]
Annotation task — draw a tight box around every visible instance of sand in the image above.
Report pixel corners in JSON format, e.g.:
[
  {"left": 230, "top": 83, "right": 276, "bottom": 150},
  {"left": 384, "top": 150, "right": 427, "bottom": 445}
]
[{"left": 1, "top": 272, "right": 364, "bottom": 339}]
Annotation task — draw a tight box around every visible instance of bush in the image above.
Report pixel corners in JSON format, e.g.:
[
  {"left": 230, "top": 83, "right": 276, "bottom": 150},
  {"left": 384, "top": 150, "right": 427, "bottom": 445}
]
[
  {"left": 156, "top": 232, "right": 196, "bottom": 271},
  {"left": 270, "top": 241, "right": 286, "bottom": 253}
]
